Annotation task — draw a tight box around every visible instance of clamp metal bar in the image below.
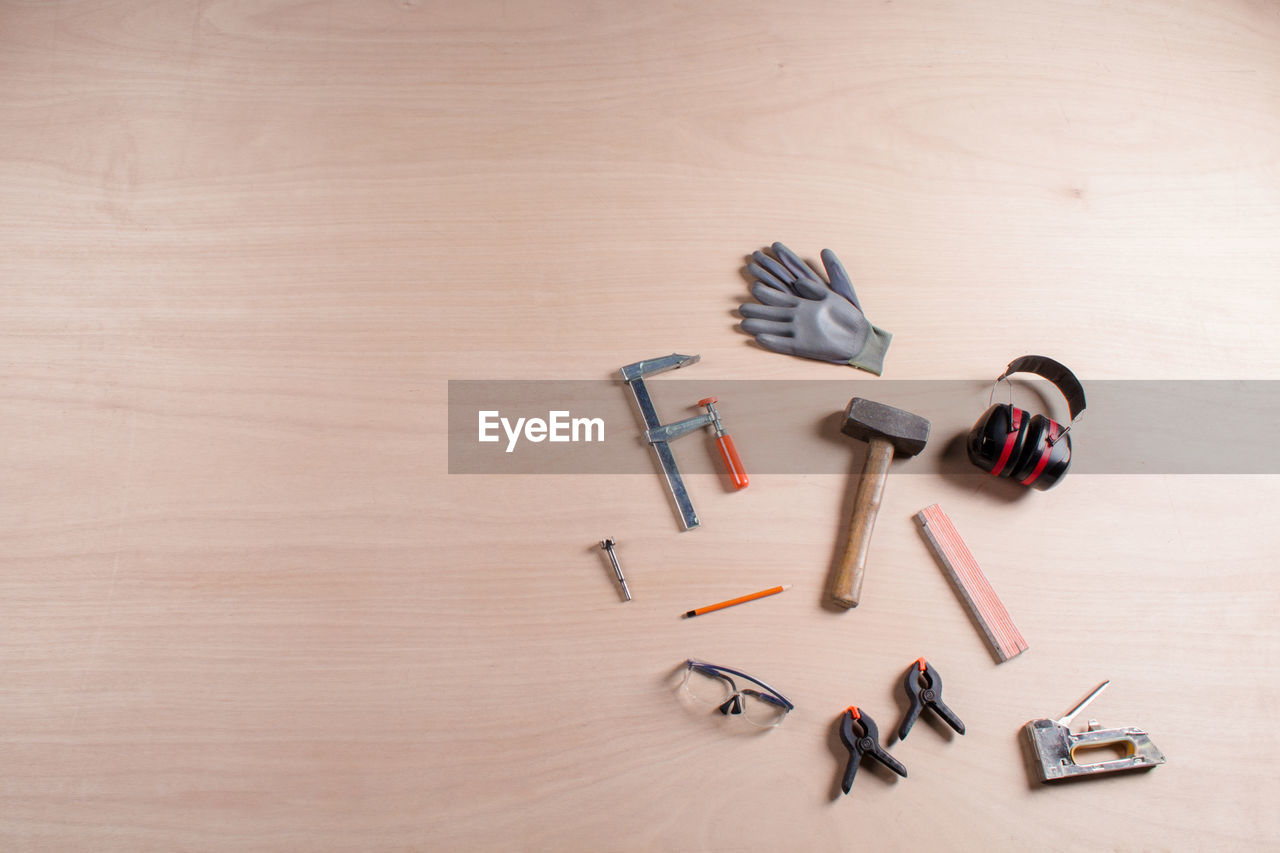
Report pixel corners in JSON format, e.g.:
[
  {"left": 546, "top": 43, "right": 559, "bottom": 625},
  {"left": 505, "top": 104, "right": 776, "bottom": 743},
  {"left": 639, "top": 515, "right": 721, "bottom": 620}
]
[
  {"left": 626, "top": 375, "right": 699, "bottom": 529},
  {"left": 646, "top": 413, "right": 713, "bottom": 444}
]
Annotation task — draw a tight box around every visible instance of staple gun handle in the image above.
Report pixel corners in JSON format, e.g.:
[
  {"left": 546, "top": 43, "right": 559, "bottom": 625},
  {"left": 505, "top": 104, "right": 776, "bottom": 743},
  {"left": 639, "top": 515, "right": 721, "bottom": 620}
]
[{"left": 1070, "top": 727, "right": 1139, "bottom": 758}]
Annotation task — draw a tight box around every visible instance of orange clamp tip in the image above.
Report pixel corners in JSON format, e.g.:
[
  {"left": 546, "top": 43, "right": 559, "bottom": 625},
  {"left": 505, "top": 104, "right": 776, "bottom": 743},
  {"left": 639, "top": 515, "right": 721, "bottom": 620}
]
[
  {"left": 698, "top": 396, "right": 718, "bottom": 407},
  {"left": 916, "top": 657, "right": 927, "bottom": 671},
  {"left": 845, "top": 706, "right": 861, "bottom": 719}
]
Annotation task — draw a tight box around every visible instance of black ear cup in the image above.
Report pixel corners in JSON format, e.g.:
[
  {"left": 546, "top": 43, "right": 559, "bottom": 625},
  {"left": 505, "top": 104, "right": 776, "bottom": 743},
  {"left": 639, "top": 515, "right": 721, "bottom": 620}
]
[
  {"left": 1008, "top": 415, "right": 1050, "bottom": 482},
  {"left": 966, "top": 405, "right": 1029, "bottom": 476},
  {"left": 1010, "top": 416, "right": 1071, "bottom": 491}
]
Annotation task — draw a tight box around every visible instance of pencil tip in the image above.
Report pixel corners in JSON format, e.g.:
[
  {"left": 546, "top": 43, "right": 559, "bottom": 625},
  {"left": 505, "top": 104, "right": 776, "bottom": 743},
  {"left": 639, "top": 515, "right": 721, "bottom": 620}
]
[{"left": 683, "top": 611, "right": 696, "bottom": 618}]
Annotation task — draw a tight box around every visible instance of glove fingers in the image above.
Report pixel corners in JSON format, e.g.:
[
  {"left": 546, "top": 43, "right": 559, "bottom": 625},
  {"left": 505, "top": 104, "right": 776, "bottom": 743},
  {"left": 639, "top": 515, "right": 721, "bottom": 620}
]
[
  {"left": 748, "top": 263, "right": 790, "bottom": 294},
  {"left": 739, "top": 303, "right": 793, "bottom": 321},
  {"left": 750, "top": 254, "right": 795, "bottom": 294},
  {"left": 754, "top": 333, "right": 798, "bottom": 356},
  {"left": 741, "top": 318, "right": 793, "bottom": 338},
  {"left": 772, "top": 242, "right": 825, "bottom": 286},
  {"left": 821, "top": 248, "right": 861, "bottom": 308},
  {"left": 747, "top": 251, "right": 788, "bottom": 286},
  {"left": 791, "top": 277, "right": 829, "bottom": 301},
  {"left": 749, "top": 282, "right": 799, "bottom": 307}
]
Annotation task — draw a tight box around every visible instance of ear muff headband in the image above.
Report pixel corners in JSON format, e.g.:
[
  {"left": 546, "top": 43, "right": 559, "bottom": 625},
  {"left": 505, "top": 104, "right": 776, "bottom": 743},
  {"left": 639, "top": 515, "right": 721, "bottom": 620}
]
[{"left": 999, "top": 355, "right": 1086, "bottom": 423}]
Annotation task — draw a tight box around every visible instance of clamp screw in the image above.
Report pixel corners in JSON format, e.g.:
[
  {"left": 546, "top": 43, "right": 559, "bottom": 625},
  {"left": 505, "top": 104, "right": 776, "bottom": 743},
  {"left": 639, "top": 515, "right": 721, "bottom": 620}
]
[{"left": 698, "top": 397, "right": 724, "bottom": 436}]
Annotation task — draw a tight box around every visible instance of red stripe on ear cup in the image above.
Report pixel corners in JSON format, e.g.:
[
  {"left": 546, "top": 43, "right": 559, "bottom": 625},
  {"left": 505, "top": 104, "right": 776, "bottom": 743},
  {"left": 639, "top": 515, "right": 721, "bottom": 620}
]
[
  {"left": 989, "top": 408, "right": 1023, "bottom": 477},
  {"left": 1019, "top": 422, "right": 1059, "bottom": 486}
]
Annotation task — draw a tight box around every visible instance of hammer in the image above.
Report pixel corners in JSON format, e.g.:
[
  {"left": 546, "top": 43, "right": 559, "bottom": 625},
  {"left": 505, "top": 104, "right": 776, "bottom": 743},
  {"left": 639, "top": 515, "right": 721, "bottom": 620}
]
[{"left": 831, "top": 398, "right": 930, "bottom": 608}]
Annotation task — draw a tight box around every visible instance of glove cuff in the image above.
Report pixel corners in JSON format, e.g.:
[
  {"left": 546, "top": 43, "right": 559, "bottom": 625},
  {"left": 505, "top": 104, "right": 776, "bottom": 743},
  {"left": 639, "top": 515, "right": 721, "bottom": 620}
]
[{"left": 847, "top": 325, "right": 892, "bottom": 376}]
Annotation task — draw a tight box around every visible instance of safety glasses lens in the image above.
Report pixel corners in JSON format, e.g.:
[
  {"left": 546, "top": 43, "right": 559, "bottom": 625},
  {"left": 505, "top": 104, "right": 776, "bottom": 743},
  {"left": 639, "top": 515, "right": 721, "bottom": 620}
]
[
  {"left": 683, "top": 666, "right": 734, "bottom": 706},
  {"left": 741, "top": 690, "right": 790, "bottom": 728}
]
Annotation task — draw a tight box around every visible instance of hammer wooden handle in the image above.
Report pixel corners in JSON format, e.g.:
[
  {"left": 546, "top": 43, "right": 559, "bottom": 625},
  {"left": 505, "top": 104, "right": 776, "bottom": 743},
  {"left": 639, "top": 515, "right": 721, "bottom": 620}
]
[{"left": 831, "top": 436, "right": 895, "bottom": 608}]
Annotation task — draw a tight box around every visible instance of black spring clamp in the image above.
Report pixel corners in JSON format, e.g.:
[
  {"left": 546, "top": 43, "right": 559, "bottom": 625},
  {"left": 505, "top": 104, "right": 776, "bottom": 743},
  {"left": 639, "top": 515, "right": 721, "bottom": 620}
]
[
  {"left": 838, "top": 706, "right": 907, "bottom": 794},
  {"left": 898, "top": 657, "right": 965, "bottom": 740}
]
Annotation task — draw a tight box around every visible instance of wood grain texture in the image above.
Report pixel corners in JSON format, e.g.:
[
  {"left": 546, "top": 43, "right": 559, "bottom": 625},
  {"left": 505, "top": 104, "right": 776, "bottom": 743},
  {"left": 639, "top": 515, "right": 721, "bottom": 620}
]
[{"left": 1, "top": 0, "right": 1278, "bottom": 850}]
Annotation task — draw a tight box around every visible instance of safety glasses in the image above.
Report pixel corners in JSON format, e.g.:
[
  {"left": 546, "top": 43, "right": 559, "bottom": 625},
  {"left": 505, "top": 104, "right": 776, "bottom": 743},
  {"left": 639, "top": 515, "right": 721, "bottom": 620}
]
[{"left": 680, "top": 659, "right": 794, "bottom": 728}]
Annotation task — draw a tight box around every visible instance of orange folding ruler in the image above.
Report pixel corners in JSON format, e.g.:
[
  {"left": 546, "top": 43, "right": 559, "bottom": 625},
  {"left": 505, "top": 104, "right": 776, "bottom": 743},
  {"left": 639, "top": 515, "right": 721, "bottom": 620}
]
[{"left": 915, "top": 503, "right": 1028, "bottom": 662}]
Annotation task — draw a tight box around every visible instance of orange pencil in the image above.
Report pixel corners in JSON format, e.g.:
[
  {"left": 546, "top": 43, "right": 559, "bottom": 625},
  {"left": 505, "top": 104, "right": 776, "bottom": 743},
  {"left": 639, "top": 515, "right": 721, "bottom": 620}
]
[{"left": 683, "top": 585, "right": 792, "bottom": 618}]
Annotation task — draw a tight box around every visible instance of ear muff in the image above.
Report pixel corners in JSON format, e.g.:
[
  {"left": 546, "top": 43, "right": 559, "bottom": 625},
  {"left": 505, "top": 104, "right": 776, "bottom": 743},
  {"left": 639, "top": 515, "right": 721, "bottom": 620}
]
[
  {"left": 1007, "top": 415, "right": 1049, "bottom": 482},
  {"left": 1013, "top": 417, "right": 1072, "bottom": 490},
  {"left": 966, "top": 405, "right": 1029, "bottom": 476},
  {"left": 966, "top": 356, "right": 1085, "bottom": 491}
]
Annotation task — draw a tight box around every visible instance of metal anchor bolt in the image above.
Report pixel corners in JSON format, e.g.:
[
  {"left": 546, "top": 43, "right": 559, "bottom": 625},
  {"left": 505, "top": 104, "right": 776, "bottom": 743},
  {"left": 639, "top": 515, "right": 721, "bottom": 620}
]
[{"left": 600, "top": 538, "right": 631, "bottom": 602}]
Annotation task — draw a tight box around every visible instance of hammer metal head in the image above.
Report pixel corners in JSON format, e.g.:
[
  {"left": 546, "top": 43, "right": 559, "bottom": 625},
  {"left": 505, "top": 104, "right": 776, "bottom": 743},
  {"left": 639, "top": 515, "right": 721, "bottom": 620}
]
[{"left": 841, "top": 398, "right": 930, "bottom": 457}]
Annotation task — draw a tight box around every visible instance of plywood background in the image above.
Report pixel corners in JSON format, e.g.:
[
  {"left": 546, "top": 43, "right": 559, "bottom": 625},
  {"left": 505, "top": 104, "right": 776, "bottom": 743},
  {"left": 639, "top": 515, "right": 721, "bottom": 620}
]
[{"left": 2, "top": 1, "right": 1278, "bottom": 850}]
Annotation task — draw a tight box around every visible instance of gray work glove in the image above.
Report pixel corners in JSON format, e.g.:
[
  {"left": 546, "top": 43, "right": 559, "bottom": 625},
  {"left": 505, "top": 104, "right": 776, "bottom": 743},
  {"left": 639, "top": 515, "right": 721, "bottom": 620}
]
[{"left": 739, "top": 243, "right": 892, "bottom": 376}]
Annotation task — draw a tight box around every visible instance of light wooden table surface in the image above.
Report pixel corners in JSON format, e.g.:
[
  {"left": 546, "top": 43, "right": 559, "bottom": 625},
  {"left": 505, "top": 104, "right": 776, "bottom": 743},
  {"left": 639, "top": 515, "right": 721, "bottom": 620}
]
[{"left": 3, "top": 1, "right": 1279, "bottom": 850}]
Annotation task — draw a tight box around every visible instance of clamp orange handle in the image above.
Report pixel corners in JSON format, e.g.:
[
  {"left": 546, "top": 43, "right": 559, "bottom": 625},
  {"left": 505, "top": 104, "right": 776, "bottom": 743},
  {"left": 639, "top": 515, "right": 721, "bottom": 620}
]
[{"left": 715, "top": 434, "right": 749, "bottom": 490}]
